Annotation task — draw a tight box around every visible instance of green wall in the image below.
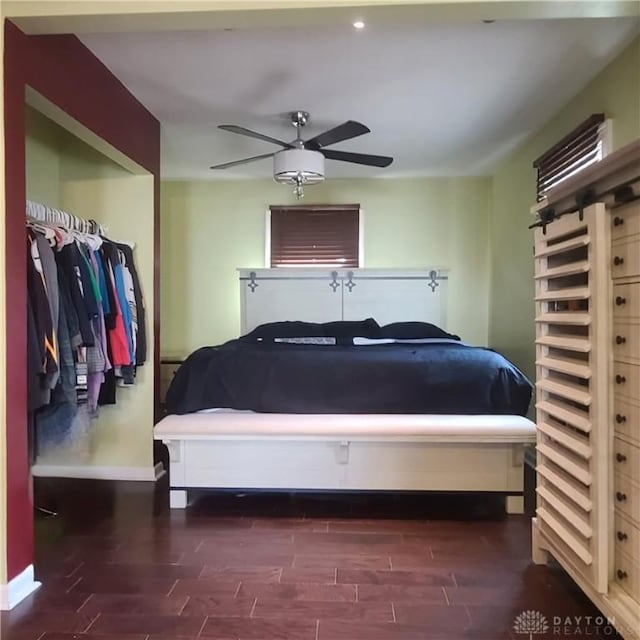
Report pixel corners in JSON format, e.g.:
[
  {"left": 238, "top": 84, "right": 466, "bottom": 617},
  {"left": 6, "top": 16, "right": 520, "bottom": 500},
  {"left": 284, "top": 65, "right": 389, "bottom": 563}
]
[
  {"left": 489, "top": 36, "right": 640, "bottom": 383},
  {"left": 26, "top": 107, "right": 63, "bottom": 208},
  {"left": 161, "top": 176, "right": 491, "bottom": 356}
]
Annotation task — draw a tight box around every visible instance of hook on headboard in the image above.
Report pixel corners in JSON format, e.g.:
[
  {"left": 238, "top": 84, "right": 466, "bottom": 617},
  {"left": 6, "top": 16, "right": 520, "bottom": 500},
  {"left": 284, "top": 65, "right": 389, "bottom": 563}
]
[
  {"left": 427, "top": 270, "right": 439, "bottom": 292},
  {"left": 345, "top": 271, "right": 356, "bottom": 292},
  {"left": 329, "top": 271, "right": 340, "bottom": 292},
  {"left": 248, "top": 271, "right": 258, "bottom": 292}
]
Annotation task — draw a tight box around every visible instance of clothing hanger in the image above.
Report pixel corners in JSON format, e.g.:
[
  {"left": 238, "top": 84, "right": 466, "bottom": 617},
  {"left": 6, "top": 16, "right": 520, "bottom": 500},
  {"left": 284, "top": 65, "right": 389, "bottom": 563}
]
[
  {"left": 26, "top": 200, "right": 114, "bottom": 251},
  {"left": 26, "top": 218, "right": 57, "bottom": 242}
]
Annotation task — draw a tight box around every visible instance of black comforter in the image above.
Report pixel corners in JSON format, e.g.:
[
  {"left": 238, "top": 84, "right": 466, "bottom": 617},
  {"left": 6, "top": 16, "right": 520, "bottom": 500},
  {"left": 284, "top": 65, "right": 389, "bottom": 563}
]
[{"left": 165, "top": 340, "right": 532, "bottom": 416}]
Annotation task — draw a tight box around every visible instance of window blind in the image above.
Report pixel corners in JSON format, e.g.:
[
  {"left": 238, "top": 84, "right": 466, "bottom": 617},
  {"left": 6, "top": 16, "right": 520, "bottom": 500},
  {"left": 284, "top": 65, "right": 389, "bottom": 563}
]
[
  {"left": 270, "top": 204, "right": 359, "bottom": 268},
  {"left": 534, "top": 114, "right": 605, "bottom": 201}
]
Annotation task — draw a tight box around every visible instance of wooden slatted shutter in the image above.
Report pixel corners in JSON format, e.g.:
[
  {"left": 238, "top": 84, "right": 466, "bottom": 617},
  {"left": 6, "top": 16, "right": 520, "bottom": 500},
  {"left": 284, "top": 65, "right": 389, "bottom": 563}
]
[
  {"left": 534, "top": 203, "right": 610, "bottom": 593},
  {"left": 534, "top": 114, "right": 606, "bottom": 201},
  {"left": 270, "top": 204, "right": 360, "bottom": 268}
]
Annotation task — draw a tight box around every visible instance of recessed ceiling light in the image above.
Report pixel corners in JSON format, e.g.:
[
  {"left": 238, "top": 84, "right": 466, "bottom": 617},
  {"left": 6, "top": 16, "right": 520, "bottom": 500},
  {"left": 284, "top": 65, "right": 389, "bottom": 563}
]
[{"left": 353, "top": 20, "right": 365, "bottom": 30}]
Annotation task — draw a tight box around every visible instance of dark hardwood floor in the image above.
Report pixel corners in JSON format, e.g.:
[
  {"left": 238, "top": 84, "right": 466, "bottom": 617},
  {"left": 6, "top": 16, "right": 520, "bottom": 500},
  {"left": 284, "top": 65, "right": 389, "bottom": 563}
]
[{"left": 0, "top": 477, "right": 620, "bottom": 639}]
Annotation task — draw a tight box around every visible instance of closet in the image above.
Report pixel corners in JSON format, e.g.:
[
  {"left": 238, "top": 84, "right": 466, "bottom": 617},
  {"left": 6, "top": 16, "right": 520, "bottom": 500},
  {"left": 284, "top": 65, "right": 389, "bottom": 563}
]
[
  {"left": 532, "top": 138, "right": 640, "bottom": 639},
  {"left": 25, "top": 104, "right": 156, "bottom": 480}
]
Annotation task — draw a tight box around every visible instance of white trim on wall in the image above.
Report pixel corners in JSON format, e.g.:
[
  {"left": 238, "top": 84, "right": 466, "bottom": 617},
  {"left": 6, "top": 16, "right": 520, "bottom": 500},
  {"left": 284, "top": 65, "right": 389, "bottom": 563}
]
[
  {"left": 0, "top": 564, "right": 41, "bottom": 610},
  {"left": 601, "top": 118, "right": 613, "bottom": 159},
  {"left": 264, "top": 208, "right": 271, "bottom": 267},
  {"left": 31, "top": 462, "right": 165, "bottom": 482},
  {"left": 358, "top": 208, "right": 365, "bottom": 267}
]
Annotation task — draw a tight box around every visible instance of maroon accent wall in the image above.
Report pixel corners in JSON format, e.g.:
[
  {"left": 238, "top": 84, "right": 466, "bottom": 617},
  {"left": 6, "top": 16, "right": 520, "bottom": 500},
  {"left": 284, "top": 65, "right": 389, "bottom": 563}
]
[{"left": 3, "top": 20, "right": 160, "bottom": 581}]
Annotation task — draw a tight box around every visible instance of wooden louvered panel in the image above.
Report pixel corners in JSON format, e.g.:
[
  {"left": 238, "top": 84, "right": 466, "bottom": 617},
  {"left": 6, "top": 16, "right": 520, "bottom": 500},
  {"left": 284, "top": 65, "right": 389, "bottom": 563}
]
[
  {"left": 536, "top": 312, "right": 591, "bottom": 326},
  {"left": 538, "top": 442, "right": 592, "bottom": 485},
  {"left": 536, "top": 355, "right": 591, "bottom": 379},
  {"left": 536, "top": 334, "right": 591, "bottom": 352},
  {"left": 535, "top": 286, "right": 590, "bottom": 302},
  {"left": 537, "top": 464, "right": 592, "bottom": 512},
  {"left": 536, "top": 486, "right": 593, "bottom": 538},
  {"left": 538, "top": 420, "right": 591, "bottom": 459},
  {"left": 535, "top": 234, "right": 590, "bottom": 258},
  {"left": 536, "top": 399, "right": 591, "bottom": 432},
  {"left": 537, "top": 506, "right": 593, "bottom": 565},
  {"left": 536, "top": 378, "right": 592, "bottom": 405},
  {"left": 534, "top": 202, "right": 610, "bottom": 596},
  {"left": 533, "top": 146, "right": 640, "bottom": 632},
  {"left": 534, "top": 260, "right": 590, "bottom": 280}
]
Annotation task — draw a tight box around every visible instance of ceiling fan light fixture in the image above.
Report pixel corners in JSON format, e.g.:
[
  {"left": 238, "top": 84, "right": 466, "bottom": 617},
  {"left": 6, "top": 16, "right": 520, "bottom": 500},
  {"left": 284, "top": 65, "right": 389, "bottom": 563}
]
[
  {"left": 273, "top": 148, "right": 325, "bottom": 192},
  {"left": 273, "top": 149, "right": 325, "bottom": 184}
]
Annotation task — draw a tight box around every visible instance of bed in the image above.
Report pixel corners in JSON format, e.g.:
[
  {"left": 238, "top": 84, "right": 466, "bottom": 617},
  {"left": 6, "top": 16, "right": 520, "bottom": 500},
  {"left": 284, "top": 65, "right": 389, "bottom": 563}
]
[{"left": 155, "top": 268, "right": 536, "bottom": 511}]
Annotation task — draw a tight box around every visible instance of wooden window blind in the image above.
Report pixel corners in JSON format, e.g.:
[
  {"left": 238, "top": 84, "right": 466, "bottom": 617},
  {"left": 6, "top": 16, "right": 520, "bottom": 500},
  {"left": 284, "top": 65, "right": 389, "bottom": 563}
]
[
  {"left": 534, "top": 114, "right": 605, "bottom": 201},
  {"left": 270, "top": 204, "right": 360, "bottom": 268}
]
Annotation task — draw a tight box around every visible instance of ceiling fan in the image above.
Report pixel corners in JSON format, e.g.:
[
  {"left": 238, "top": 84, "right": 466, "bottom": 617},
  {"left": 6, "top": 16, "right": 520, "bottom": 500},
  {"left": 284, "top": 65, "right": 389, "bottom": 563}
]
[{"left": 210, "top": 110, "right": 393, "bottom": 198}]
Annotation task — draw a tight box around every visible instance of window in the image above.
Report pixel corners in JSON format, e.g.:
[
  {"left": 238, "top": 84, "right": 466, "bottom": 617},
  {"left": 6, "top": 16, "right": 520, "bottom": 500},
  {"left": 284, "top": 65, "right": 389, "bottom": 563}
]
[
  {"left": 268, "top": 204, "right": 361, "bottom": 268},
  {"left": 534, "top": 114, "right": 608, "bottom": 201}
]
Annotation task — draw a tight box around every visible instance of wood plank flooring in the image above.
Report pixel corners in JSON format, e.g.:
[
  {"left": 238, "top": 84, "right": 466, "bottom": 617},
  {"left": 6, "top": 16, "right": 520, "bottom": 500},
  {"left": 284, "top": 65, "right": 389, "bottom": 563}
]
[{"left": 0, "top": 480, "right": 621, "bottom": 639}]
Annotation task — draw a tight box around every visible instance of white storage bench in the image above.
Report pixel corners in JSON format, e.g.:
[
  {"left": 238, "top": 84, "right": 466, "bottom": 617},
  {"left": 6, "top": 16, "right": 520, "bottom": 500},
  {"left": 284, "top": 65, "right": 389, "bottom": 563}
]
[{"left": 154, "top": 410, "right": 536, "bottom": 513}]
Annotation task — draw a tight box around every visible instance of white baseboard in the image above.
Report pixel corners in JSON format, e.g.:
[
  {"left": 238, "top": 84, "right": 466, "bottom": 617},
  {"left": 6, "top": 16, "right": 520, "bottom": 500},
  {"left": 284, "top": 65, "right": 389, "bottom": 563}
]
[
  {"left": 170, "top": 489, "right": 188, "bottom": 509},
  {"left": 506, "top": 495, "right": 524, "bottom": 514},
  {"left": 0, "top": 564, "right": 41, "bottom": 610},
  {"left": 31, "top": 462, "right": 165, "bottom": 481}
]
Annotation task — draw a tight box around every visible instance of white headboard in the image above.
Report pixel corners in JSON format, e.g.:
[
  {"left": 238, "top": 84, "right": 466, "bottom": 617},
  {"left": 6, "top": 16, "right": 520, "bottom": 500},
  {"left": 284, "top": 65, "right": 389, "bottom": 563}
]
[{"left": 238, "top": 268, "right": 449, "bottom": 334}]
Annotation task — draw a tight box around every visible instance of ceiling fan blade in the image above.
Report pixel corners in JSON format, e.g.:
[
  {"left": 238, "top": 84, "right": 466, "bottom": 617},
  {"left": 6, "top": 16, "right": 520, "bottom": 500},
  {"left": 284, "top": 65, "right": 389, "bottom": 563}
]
[
  {"left": 305, "top": 121, "right": 370, "bottom": 149},
  {"left": 321, "top": 149, "right": 393, "bottom": 168},
  {"left": 210, "top": 152, "right": 275, "bottom": 170},
  {"left": 218, "top": 125, "right": 294, "bottom": 148}
]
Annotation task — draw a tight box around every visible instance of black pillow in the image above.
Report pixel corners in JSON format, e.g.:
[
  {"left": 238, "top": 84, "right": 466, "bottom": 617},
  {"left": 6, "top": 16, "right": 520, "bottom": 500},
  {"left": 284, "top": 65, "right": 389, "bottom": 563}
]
[
  {"left": 379, "top": 321, "right": 460, "bottom": 341},
  {"left": 322, "top": 318, "right": 381, "bottom": 339},
  {"left": 240, "top": 321, "right": 325, "bottom": 342}
]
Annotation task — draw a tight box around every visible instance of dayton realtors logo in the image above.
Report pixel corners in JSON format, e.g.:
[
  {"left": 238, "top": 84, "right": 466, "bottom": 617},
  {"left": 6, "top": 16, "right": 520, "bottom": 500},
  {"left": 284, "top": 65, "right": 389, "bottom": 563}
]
[
  {"left": 513, "top": 611, "right": 620, "bottom": 637},
  {"left": 551, "top": 615, "right": 619, "bottom": 636},
  {"left": 513, "top": 610, "right": 549, "bottom": 639}
]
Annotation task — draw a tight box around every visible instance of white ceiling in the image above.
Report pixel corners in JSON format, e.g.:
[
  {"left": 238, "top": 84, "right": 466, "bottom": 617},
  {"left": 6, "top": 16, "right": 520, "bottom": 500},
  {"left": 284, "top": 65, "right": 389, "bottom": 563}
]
[{"left": 78, "top": 17, "right": 639, "bottom": 180}]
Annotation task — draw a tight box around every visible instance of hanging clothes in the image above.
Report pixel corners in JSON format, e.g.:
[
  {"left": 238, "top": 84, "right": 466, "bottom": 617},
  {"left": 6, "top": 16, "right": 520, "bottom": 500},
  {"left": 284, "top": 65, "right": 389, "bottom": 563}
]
[
  {"left": 58, "top": 243, "right": 95, "bottom": 347},
  {"left": 26, "top": 201, "right": 146, "bottom": 457},
  {"left": 34, "top": 232, "right": 60, "bottom": 391},
  {"left": 116, "top": 242, "right": 147, "bottom": 367},
  {"left": 100, "top": 241, "right": 132, "bottom": 369},
  {"left": 27, "top": 296, "right": 47, "bottom": 412},
  {"left": 27, "top": 230, "right": 58, "bottom": 409}
]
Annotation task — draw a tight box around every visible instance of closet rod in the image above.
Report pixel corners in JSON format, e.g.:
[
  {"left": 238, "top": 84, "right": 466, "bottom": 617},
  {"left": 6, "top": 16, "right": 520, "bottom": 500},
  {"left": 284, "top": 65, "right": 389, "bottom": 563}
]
[{"left": 26, "top": 199, "right": 106, "bottom": 235}]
